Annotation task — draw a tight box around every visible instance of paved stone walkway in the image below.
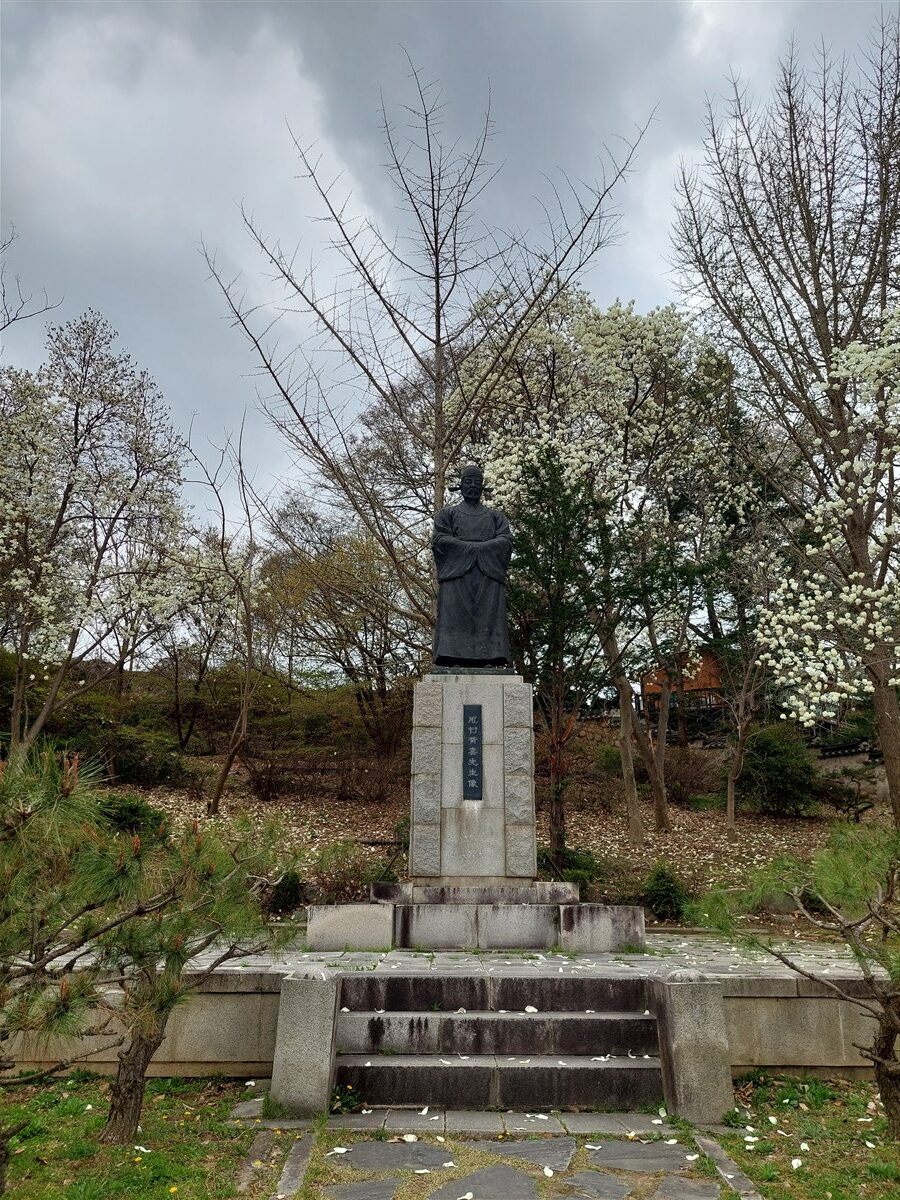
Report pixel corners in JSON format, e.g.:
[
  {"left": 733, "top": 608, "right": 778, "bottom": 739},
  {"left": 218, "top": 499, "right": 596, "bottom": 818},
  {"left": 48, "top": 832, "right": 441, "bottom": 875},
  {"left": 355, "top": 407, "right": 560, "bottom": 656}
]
[
  {"left": 232, "top": 1102, "right": 763, "bottom": 1198},
  {"left": 315, "top": 1134, "right": 728, "bottom": 1199}
]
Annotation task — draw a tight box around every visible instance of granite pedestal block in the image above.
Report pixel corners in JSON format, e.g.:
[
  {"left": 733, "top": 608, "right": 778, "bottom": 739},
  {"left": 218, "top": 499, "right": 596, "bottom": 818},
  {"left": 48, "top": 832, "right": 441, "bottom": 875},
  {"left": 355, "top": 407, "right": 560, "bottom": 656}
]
[{"left": 410, "top": 672, "right": 536, "bottom": 883}]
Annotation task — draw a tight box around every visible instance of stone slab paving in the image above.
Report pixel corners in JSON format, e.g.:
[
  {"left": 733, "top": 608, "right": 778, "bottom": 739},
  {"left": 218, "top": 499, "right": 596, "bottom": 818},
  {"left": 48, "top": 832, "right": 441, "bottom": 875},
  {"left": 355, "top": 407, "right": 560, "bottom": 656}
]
[
  {"left": 502, "top": 1113, "right": 567, "bottom": 1134},
  {"left": 445, "top": 1110, "right": 505, "bottom": 1134},
  {"left": 333, "top": 1141, "right": 455, "bottom": 1172},
  {"left": 427, "top": 1163, "right": 538, "bottom": 1199},
  {"left": 562, "top": 1169, "right": 634, "bottom": 1198},
  {"left": 384, "top": 1109, "right": 447, "bottom": 1132},
  {"left": 236, "top": 1129, "right": 279, "bottom": 1193},
  {"left": 693, "top": 1134, "right": 765, "bottom": 1198},
  {"left": 493, "top": 1136, "right": 576, "bottom": 1171},
  {"left": 193, "top": 931, "right": 865, "bottom": 984},
  {"left": 649, "top": 1180, "right": 720, "bottom": 1200},
  {"left": 323, "top": 1182, "right": 400, "bottom": 1200},
  {"left": 272, "top": 1134, "right": 314, "bottom": 1197},
  {"left": 587, "top": 1141, "right": 694, "bottom": 1173}
]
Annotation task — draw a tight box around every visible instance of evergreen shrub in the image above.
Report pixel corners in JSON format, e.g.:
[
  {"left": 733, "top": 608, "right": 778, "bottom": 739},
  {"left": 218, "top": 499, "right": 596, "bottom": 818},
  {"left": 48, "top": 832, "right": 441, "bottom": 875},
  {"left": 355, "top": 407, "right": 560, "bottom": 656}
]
[
  {"left": 643, "top": 861, "right": 691, "bottom": 921},
  {"left": 735, "top": 723, "right": 818, "bottom": 816}
]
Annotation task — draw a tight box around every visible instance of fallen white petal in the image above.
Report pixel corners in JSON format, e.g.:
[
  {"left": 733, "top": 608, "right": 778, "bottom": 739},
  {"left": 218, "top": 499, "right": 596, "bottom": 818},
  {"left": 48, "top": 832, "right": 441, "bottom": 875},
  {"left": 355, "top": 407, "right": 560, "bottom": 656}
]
[
  {"left": 525, "top": 1005, "right": 538, "bottom": 1013},
  {"left": 543, "top": 1167, "right": 554, "bottom": 1177},
  {"left": 419, "top": 1107, "right": 429, "bottom": 1116},
  {"left": 685, "top": 1154, "right": 699, "bottom": 1162},
  {"left": 402, "top": 1134, "right": 418, "bottom": 1142},
  {"left": 800, "top": 1141, "right": 809, "bottom": 1151},
  {"left": 791, "top": 1158, "right": 802, "bottom": 1170},
  {"left": 326, "top": 1147, "right": 348, "bottom": 1156}
]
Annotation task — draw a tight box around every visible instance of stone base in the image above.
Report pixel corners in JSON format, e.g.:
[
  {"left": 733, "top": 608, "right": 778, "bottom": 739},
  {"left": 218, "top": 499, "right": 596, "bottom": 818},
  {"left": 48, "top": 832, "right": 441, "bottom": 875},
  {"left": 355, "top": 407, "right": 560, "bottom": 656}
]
[
  {"left": 371, "top": 881, "right": 580, "bottom": 904},
  {"left": 307, "top": 901, "right": 644, "bottom": 952}
]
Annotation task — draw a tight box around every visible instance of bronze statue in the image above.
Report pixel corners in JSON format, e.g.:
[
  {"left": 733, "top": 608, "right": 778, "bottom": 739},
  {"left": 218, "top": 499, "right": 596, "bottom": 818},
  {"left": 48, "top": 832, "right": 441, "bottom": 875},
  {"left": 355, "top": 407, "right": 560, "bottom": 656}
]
[{"left": 432, "top": 464, "right": 512, "bottom": 667}]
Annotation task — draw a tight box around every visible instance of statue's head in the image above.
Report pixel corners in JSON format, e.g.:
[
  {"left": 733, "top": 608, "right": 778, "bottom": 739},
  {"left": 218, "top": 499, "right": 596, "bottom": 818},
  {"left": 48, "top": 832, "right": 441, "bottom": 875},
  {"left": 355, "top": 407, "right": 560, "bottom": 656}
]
[{"left": 459, "top": 463, "right": 485, "bottom": 503}]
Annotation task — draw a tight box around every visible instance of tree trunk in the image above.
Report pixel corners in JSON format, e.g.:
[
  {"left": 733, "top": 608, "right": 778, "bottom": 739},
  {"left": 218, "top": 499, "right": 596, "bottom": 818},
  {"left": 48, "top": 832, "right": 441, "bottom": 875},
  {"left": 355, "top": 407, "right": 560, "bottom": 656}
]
[
  {"left": 548, "top": 738, "right": 566, "bottom": 860},
  {"left": 617, "top": 684, "right": 644, "bottom": 846},
  {"left": 674, "top": 674, "right": 689, "bottom": 746},
  {"left": 99, "top": 1030, "right": 166, "bottom": 1144},
  {"left": 872, "top": 1018, "right": 900, "bottom": 1140},
  {"left": 872, "top": 680, "right": 900, "bottom": 829},
  {"left": 725, "top": 728, "right": 749, "bottom": 838},
  {"left": 655, "top": 679, "right": 672, "bottom": 777},
  {"left": 629, "top": 697, "right": 670, "bottom": 833},
  {"left": 207, "top": 736, "right": 244, "bottom": 816}
]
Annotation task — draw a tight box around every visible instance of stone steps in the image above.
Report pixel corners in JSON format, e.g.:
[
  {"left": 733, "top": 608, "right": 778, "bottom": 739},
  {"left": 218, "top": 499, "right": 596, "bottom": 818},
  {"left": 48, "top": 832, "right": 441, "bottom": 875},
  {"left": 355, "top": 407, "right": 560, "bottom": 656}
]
[
  {"left": 333, "top": 970, "right": 664, "bottom": 1111},
  {"left": 339, "top": 972, "right": 649, "bottom": 1013},
  {"left": 336, "top": 1010, "right": 659, "bottom": 1056},
  {"left": 334, "top": 1052, "right": 663, "bottom": 1109}
]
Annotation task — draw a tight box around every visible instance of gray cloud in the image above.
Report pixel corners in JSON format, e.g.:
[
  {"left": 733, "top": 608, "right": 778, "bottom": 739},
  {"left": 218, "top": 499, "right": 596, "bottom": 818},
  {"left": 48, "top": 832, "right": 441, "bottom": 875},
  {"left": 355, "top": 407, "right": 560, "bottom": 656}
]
[{"left": 1, "top": 0, "right": 888, "bottom": 495}]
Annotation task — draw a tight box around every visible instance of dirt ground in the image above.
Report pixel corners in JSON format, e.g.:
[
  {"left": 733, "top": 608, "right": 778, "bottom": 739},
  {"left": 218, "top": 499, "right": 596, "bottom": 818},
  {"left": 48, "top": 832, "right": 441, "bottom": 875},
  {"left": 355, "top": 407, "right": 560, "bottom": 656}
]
[{"left": 133, "top": 722, "right": 891, "bottom": 906}]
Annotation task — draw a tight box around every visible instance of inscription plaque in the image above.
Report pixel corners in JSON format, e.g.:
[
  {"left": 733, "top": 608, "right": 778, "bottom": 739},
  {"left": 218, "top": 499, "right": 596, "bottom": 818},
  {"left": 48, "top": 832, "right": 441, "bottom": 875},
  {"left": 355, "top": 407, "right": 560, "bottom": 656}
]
[{"left": 462, "top": 704, "right": 483, "bottom": 800}]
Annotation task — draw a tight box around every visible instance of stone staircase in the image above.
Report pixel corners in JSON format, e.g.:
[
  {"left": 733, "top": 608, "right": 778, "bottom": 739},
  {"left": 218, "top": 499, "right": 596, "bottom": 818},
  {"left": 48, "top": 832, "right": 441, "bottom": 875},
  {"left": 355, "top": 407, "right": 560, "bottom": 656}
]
[{"left": 334, "top": 970, "right": 664, "bottom": 1110}]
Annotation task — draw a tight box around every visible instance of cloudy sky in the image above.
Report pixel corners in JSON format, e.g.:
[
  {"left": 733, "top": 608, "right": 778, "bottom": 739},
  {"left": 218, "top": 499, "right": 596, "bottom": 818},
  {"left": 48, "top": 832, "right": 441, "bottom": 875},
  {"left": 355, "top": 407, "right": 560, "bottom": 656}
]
[{"left": 1, "top": 0, "right": 888, "bottom": 494}]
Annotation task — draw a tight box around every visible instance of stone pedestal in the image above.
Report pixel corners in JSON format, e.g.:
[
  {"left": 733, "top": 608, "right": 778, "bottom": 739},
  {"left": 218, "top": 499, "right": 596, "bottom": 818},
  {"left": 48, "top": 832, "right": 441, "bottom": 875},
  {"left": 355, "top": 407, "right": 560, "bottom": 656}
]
[{"left": 409, "top": 671, "right": 536, "bottom": 883}]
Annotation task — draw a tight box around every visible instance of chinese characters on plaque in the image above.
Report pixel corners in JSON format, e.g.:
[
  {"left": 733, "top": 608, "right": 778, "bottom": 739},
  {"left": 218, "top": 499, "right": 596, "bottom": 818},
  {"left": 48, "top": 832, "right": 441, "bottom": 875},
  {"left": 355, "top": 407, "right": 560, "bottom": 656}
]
[{"left": 462, "top": 704, "right": 483, "bottom": 800}]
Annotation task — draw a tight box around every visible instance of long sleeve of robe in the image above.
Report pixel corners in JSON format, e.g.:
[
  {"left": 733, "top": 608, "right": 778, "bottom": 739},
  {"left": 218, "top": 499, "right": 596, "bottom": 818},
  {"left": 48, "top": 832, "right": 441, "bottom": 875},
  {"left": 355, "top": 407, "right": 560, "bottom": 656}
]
[{"left": 432, "top": 502, "right": 513, "bottom": 665}]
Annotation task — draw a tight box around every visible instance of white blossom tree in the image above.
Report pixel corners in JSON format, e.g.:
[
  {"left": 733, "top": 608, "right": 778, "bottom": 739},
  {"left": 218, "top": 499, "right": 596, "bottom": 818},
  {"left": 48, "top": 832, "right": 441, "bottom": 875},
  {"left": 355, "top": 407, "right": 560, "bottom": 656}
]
[
  {"left": 477, "top": 294, "right": 739, "bottom": 842},
  {"left": 756, "top": 309, "right": 900, "bottom": 822},
  {"left": 673, "top": 18, "right": 900, "bottom": 824},
  {"left": 0, "top": 314, "right": 191, "bottom": 757}
]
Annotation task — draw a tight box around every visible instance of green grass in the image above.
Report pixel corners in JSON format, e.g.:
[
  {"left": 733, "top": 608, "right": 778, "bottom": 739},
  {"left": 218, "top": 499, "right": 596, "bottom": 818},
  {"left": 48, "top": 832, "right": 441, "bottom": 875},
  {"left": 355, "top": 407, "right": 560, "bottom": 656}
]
[
  {"left": 3, "top": 1073, "right": 276, "bottom": 1199},
  {"left": 719, "top": 1073, "right": 897, "bottom": 1200}
]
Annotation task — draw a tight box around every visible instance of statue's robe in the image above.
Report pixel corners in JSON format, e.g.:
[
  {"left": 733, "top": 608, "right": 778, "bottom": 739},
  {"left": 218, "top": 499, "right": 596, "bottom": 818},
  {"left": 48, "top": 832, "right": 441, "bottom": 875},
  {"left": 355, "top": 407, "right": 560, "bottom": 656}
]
[{"left": 432, "top": 501, "right": 513, "bottom": 666}]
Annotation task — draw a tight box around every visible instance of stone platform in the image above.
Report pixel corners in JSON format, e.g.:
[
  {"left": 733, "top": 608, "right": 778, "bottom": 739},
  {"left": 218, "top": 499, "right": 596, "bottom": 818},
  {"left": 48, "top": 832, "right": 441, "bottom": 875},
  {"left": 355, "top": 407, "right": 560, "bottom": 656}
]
[{"left": 306, "top": 897, "right": 646, "bottom": 952}]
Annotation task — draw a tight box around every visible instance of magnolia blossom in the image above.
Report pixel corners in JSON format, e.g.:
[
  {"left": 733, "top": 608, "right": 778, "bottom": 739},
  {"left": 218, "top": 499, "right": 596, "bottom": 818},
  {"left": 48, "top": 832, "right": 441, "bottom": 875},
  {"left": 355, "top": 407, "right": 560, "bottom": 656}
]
[{"left": 758, "top": 308, "right": 900, "bottom": 720}]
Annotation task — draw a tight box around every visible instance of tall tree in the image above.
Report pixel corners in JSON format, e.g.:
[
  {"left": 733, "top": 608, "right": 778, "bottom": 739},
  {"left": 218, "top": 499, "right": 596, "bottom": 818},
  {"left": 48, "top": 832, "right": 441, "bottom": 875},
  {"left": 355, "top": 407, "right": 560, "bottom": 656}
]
[
  {"left": 206, "top": 63, "right": 646, "bottom": 635},
  {"left": 673, "top": 18, "right": 900, "bottom": 823},
  {"left": 0, "top": 314, "right": 190, "bottom": 757}
]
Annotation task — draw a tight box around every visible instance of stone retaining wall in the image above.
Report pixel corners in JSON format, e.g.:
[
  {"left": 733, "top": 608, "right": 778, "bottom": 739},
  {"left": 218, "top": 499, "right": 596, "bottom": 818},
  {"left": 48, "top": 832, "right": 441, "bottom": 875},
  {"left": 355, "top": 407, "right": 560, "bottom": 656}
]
[{"left": 7, "top": 967, "right": 876, "bottom": 1081}]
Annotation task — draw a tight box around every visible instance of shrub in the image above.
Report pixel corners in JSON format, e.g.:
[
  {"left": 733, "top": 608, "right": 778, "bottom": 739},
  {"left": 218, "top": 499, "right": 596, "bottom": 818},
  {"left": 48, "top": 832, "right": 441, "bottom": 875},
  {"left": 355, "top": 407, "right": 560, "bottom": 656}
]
[
  {"left": 304, "top": 840, "right": 395, "bottom": 903},
  {"left": 267, "top": 869, "right": 306, "bottom": 914},
  {"left": 593, "top": 743, "right": 621, "bottom": 774},
  {"left": 665, "top": 747, "right": 721, "bottom": 806},
  {"left": 239, "top": 750, "right": 292, "bottom": 803},
  {"left": 99, "top": 791, "right": 168, "bottom": 838},
  {"left": 643, "top": 862, "right": 691, "bottom": 921},
  {"left": 735, "top": 723, "right": 818, "bottom": 816},
  {"left": 688, "top": 792, "right": 725, "bottom": 812},
  {"left": 537, "top": 845, "right": 613, "bottom": 889}
]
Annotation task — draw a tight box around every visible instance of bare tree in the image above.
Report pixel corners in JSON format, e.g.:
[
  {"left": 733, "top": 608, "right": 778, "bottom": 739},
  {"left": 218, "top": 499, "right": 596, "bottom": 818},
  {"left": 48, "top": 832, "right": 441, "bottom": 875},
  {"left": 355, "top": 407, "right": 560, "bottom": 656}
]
[
  {"left": 673, "top": 17, "right": 900, "bottom": 822},
  {"left": 263, "top": 498, "right": 420, "bottom": 754},
  {"left": 206, "top": 62, "right": 647, "bottom": 633},
  {"left": 0, "top": 228, "right": 60, "bottom": 332},
  {"left": 190, "top": 443, "right": 284, "bottom": 814}
]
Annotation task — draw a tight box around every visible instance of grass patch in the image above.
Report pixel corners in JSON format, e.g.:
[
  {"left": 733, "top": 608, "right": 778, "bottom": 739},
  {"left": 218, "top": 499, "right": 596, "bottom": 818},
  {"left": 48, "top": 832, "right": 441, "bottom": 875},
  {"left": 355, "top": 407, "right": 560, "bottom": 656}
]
[
  {"left": 719, "top": 1073, "right": 896, "bottom": 1200},
  {"left": 3, "top": 1072, "right": 271, "bottom": 1199}
]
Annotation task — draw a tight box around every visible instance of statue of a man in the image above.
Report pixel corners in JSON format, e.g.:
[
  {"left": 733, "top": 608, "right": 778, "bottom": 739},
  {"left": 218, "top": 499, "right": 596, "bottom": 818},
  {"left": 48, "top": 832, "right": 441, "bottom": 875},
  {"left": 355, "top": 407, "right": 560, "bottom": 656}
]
[{"left": 432, "top": 464, "right": 513, "bottom": 667}]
